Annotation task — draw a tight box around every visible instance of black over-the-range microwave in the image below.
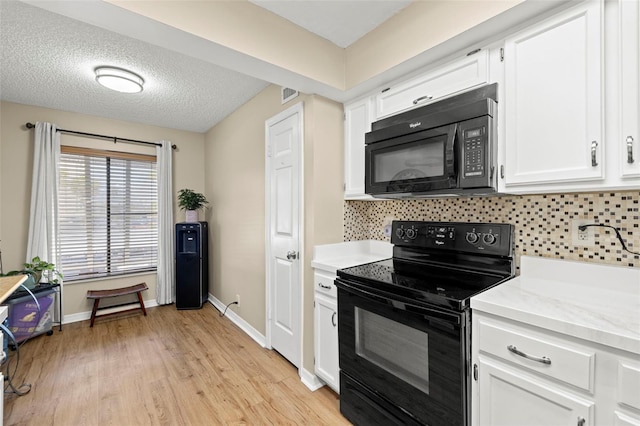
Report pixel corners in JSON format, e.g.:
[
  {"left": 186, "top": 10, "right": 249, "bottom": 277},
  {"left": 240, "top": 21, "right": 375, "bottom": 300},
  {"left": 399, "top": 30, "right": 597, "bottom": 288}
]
[{"left": 365, "top": 83, "right": 499, "bottom": 198}]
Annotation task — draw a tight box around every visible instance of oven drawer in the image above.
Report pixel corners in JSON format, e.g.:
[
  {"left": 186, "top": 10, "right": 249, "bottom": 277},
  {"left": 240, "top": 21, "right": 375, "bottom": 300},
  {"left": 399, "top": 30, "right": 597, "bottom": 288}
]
[
  {"left": 477, "top": 316, "right": 595, "bottom": 392},
  {"left": 340, "top": 372, "right": 423, "bottom": 426},
  {"left": 314, "top": 271, "right": 337, "bottom": 298}
]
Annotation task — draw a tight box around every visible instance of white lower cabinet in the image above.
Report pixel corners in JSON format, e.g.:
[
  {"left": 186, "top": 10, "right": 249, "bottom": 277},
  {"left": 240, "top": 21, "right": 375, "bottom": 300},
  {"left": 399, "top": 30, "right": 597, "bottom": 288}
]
[
  {"left": 313, "top": 270, "right": 339, "bottom": 392},
  {"left": 614, "top": 411, "right": 640, "bottom": 426},
  {"left": 472, "top": 312, "right": 640, "bottom": 426},
  {"left": 476, "top": 356, "right": 594, "bottom": 426}
]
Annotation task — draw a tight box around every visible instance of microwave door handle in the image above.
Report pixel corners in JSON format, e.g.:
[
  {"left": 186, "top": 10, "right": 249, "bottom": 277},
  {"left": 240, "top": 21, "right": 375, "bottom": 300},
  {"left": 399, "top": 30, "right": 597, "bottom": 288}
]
[{"left": 447, "top": 123, "right": 458, "bottom": 178}]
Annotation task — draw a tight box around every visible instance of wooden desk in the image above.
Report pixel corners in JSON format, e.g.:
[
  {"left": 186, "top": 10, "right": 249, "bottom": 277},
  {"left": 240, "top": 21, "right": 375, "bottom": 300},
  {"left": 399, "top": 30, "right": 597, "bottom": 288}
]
[{"left": 0, "top": 275, "right": 27, "bottom": 304}]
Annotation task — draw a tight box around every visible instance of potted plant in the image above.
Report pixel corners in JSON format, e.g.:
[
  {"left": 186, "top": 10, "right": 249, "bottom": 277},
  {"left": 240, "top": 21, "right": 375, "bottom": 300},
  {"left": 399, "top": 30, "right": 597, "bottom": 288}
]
[
  {"left": 4, "top": 256, "right": 63, "bottom": 288},
  {"left": 177, "top": 188, "right": 209, "bottom": 222}
]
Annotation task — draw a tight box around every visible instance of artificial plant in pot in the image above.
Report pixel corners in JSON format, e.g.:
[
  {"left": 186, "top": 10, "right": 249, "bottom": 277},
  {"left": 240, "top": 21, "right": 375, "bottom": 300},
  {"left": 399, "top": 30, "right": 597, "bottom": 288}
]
[{"left": 177, "top": 189, "right": 209, "bottom": 222}]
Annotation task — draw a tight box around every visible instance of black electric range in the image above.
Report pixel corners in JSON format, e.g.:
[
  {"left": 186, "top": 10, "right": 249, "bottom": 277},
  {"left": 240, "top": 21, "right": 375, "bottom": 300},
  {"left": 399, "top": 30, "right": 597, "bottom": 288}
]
[{"left": 335, "top": 221, "right": 515, "bottom": 426}]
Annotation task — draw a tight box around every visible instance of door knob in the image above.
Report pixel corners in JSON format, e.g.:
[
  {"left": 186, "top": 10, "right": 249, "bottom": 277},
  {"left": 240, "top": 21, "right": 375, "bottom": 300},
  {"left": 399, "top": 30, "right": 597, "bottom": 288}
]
[{"left": 286, "top": 250, "right": 298, "bottom": 260}]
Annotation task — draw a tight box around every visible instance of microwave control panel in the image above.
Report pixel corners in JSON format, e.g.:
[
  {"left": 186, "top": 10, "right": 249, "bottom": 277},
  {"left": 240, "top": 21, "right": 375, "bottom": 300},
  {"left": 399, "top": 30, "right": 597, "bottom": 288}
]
[
  {"left": 463, "top": 126, "right": 485, "bottom": 178},
  {"left": 459, "top": 114, "right": 494, "bottom": 189}
]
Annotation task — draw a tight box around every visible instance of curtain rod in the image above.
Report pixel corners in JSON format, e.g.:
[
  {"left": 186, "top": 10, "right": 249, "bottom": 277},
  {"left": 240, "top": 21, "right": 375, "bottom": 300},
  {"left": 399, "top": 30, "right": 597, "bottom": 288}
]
[{"left": 25, "top": 122, "right": 177, "bottom": 150}]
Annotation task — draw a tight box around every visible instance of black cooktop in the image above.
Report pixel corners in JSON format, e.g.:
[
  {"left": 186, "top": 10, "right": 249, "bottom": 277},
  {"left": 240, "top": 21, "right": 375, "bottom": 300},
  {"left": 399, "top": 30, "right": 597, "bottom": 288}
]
[
  {"left": 336, "top": 221, "right": 515, "bottom": 311},
  {"left": 337, "top": 258, "right": 511, "bottom": 311}
]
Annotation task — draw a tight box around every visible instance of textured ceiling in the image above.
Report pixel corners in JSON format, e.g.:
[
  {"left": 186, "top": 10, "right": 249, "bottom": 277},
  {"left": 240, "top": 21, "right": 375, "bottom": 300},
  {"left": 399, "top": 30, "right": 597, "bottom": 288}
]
[
  {"left": 0, "top": 1, "right": 412, "bottom": 134},
  {"left": 249, "top": 0, "right": 412, "bottom": 48},
  {"left": 0, "top": 1, "right": 269, "bottom": 133}
]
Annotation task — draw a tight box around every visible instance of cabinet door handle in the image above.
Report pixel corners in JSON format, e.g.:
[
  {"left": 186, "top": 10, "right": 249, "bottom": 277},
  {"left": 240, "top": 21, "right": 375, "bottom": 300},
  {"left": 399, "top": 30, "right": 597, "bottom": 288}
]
[
  {"left": 318, "top": 282, "right": 332, "bottom": 290},
  {"left": 331, "top": 312, "right": 337, "bottom": 327},
  {"left": 413, "top": 95, "right": 433, "bottom": 105},
  {"left": 627, "top": 136, "right": 635, "bottom": 164},
  {"left": 507, "top": 345, "right": 551, "bottom": 365},
  {"left": 577, "top": 417, "right": 586, "bottom": 426},
  {"left": 591, "top": 141, "right": 598, "bottom": 167}
]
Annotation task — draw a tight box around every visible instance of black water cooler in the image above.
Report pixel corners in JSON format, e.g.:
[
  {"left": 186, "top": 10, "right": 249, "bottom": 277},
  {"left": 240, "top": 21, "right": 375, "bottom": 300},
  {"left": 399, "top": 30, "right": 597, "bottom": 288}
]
[{"left": 175, "top": 222, "right": 209, "bottom": 309}]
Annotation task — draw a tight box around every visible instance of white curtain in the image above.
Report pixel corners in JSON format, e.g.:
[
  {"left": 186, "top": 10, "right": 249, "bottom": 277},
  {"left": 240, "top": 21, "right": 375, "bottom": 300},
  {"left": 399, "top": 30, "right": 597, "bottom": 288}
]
[
  {"left": 156, "top": 141, "right": 175, "bottom": 305},
  {"left": 26, "top": 122, "right": 61, "bottom": 273}
]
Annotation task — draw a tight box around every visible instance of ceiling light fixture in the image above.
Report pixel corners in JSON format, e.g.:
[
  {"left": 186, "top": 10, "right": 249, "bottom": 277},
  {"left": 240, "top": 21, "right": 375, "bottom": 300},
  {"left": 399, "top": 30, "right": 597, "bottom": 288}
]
[{"left": 95, "top": 67, "right": 144, "bottom": 93}]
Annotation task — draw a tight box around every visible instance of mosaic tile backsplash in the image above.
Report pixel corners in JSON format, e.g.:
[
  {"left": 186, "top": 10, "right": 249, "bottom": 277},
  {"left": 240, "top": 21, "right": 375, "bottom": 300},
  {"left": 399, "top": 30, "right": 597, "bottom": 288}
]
[{"left": 344, "top": 191, "right": 640, "bottom": 269}]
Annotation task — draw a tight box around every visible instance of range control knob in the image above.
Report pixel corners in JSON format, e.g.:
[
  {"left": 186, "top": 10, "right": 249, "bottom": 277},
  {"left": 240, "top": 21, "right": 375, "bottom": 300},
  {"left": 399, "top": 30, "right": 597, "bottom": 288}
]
[
  {"left": 405, "top": 228, "right": 417, "bottom": 239},
  {"left": 483, "top": 233, "right": 497, "bottom": 245},
  {"left": 395, "top": 228, "right": 405, "bottom": 238},
  {"left": 466, "top": 232, "right": 479, "bottom": 244}
]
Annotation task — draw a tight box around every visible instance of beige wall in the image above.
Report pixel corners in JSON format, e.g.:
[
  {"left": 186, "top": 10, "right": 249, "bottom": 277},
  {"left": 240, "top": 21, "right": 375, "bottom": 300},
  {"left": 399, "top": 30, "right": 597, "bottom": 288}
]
[
  {"left": 106, "top": 0, "right": 524, "bottom": 94},
  {"left": 302, "top": 93, "right": 345, "bottom": 370},
  {"left": 345, "top": 0, "right": 523, "bottom": 88},
  {"left": 204, "top": 85, "right": 343, "bottom": 373},
  {"left": 108, "top": 0, "right": 346, "bottom": 90},
  {"left": 0, "top": 101, "right": 206, "bottom": 317}
]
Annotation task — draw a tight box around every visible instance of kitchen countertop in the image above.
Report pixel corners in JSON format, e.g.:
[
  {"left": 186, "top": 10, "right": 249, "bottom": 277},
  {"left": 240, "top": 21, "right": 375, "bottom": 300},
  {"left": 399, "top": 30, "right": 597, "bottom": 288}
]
[
  {"left": 471, "top": 256, "right": 640, "bottom": 354},
  {"left": 312, "top": 240, "right": 393, "bottom": 273}
]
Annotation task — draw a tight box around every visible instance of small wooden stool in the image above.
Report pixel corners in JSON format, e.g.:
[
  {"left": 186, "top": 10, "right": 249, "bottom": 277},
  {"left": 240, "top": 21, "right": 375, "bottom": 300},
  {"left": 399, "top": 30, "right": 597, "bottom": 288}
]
[{"left": 86, "top": 282, "right": 148, "bottom": 327}]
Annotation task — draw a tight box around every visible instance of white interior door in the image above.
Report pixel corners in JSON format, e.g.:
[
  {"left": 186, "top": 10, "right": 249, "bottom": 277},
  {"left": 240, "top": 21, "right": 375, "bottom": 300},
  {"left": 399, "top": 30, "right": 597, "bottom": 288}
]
[{"left": 266, "top": 103, "right": 302, "bottom": 369}]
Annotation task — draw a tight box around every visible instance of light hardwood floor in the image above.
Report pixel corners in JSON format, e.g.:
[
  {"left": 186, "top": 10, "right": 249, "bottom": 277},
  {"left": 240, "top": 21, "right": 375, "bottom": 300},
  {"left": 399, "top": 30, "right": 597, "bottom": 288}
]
[{"left": 3, "top": 303, "right": 351, "bottom": 425}]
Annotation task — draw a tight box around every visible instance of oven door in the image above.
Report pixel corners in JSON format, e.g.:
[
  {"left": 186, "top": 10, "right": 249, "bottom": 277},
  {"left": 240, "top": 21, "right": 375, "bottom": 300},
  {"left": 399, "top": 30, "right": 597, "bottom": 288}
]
[
  {"left": 365, "top": 123, "right": 458, "bottom": 196},
  {"left": 336, "top": 278, "right": 469, "bottom": 426}
]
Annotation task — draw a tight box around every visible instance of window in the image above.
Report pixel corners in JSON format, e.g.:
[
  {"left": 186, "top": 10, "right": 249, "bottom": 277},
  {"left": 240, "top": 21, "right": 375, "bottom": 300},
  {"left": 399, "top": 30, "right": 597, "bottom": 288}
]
[{"left": 58, "top": 146, "right": 158, "bottom": 281}]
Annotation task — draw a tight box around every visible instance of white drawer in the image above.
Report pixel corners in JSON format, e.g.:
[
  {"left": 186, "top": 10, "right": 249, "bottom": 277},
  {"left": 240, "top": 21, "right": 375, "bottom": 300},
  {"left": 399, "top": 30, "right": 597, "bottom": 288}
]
[
  {"left": 477, "top": 317, "right": 596, "bottom": 392},
  {"left": 618, "top": 361, "right": 640, "bottom": 410},
  {"left": 314, "top": 270, "right": 336, "bottom": 298}
]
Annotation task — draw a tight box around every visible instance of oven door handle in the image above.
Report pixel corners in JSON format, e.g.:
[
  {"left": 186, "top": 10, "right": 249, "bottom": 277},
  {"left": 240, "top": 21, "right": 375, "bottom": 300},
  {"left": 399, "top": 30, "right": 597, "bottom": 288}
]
[{"left": 336, "top": 279, "right": 461, "bottom": 325}]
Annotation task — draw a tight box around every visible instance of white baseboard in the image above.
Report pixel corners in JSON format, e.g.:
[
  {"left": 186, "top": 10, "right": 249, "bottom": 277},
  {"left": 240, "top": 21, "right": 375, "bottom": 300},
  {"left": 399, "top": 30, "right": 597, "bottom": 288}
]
[
  {"left": 62, "top": 298, "right": 159, "bottom": 325},
  {"left": 300, "top": 368, "right": 326, "bottom": 392},
  {"left": 207, "top": 294, "right": 267, "bottom": 348}
]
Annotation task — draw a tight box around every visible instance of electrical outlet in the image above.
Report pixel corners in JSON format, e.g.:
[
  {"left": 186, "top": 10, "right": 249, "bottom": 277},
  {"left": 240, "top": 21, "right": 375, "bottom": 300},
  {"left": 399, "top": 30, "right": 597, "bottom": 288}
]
[
  {"left": 572, "top": 220, "right": 594, "bottom": 246},
  {"left": 383, "top": 216, "right": 396, "bottom": 237},
  {"left": 236, "top": 294, "right": 240, "bottom": 307}
]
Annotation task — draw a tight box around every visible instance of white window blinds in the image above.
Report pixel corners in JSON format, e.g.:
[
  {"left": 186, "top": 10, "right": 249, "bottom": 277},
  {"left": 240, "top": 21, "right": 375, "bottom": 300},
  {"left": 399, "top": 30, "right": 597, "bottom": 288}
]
[{"left": 58, "top": 147, "right": 158, "bottom": 281}]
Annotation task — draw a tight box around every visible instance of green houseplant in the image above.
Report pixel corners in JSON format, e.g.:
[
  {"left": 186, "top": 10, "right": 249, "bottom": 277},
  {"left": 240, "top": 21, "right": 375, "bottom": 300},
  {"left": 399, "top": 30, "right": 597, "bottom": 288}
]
[
  {"left": 4, "top": 256, "right": 63, "bottom": 288},
  {"left": 177, "top": 189, "right": 208, "bottom": 222}
]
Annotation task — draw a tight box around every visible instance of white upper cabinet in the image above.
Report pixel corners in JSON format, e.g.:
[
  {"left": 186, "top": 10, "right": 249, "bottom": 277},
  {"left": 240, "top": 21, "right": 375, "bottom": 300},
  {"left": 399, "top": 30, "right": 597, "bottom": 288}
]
[
  {"left": 502, "top": 0, "right": 604, "bottom": 189},
  {"left": 619, "top": 0, "right": 640, "bottom": 178},
  {"left": 374, "top": 49, "right": 489, "bottom": 120},
  {"left": 343, "top": 0, "right": 639, "bottom": 198},
  {"left": 344, "top": 96, "right": 374, "bottom": 199}
]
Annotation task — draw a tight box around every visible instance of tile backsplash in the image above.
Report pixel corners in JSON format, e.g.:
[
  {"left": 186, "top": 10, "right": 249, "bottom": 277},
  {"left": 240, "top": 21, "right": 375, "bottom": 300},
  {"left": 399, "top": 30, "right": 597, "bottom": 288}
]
[{"left": 344, "top": 191, "right": 640, "bottom": 269}]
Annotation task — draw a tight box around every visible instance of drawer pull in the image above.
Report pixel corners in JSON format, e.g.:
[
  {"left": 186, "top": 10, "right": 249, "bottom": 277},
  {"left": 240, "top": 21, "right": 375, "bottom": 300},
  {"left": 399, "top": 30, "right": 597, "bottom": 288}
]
[
  {"left": 507, "top": 345, "right": 551, "bottom": 365},
  {"left": 318, "top": 282, "right": 332, "bottom": 290},
  {"left": 413, "top": 95, "right": 433, "bottom": 105}
]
